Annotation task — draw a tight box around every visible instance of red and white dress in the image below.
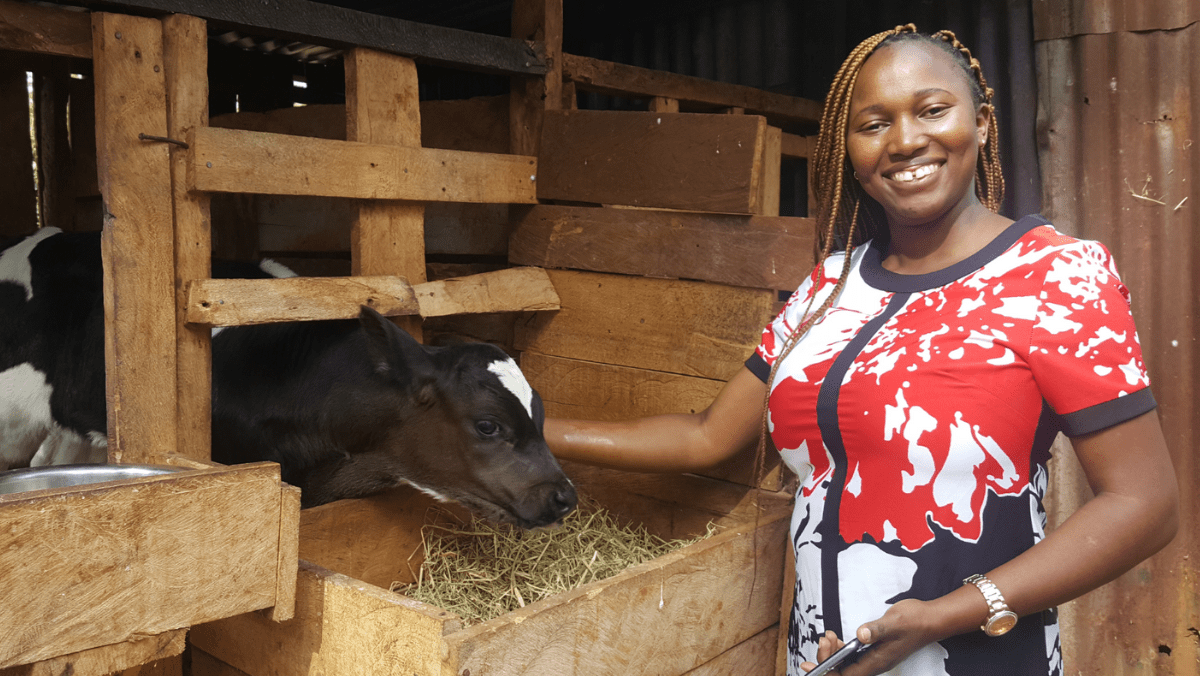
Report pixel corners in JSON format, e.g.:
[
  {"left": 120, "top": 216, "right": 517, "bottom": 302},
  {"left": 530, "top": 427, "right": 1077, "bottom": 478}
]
[{"left": 747, "top": 216, "right": 1155, "bottom": 676}]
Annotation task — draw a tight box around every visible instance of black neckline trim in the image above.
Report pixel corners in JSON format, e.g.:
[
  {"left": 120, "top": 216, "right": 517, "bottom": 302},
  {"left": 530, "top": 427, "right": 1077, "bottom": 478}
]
[{"left": 860, "top": 214, "right": 1051, "bottom": 293}]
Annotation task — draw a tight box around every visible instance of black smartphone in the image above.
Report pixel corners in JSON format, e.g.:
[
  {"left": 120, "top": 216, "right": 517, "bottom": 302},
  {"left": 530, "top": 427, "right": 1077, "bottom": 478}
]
[{"left": 806, "top": 637, "right": 871, "bottom": 676}]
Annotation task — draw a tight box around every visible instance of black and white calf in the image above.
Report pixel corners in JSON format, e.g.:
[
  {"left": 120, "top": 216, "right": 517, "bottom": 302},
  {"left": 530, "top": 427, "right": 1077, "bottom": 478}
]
[{"left": 0, "top": 228, "right": 576, "bottom": 527}]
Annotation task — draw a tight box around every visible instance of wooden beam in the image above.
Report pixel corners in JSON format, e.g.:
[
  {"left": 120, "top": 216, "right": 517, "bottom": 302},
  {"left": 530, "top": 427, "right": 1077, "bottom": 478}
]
[
  {"left": 510, "top": 0, "right": 563, "bottom": 156},
  {"left": 649, "top": 96, "right": 679, "bottom": 113},
  {"left": 186, "top": 267, "right": 560, "bottom": 327},
  {"left": 93, "top": 12, "right": 177, "bottom": 464},
  {"left": 684, "top": 626, "right": 779, "bottom": 676},
  {"left": 55, "top": 0, "right": 546, "bottom": 76},
  {"left": 562, "top": 53, "right": 822, "bottom": 128},
  {"left": 186, "top": 276, "right": 419, "bottom": 327},
  {"left": 187, "top": 126, "right": 538, "bottom": 204},
  {"left": 780, "top": 132, "right": 812, "bottom": 159},
  {"left": 759, "top": 125, "right": 782, "bottom": 216},
  {"left": 0, "top": 1, "right": 91, "bottom": 58},
  {"left": 346, "top": 48, "right": 425, "bottom": 341},
  {"left": 514, "top": 269, "right": 773, "bottom": 381},
  {"left": 0, "top": 630, "right": 185, "bottom": 676},
  {"left": 162, "top": 13, "right": 212, "bottom": 463},
  {"left": 537, "top": 110, "right": 766, "bottom": 214},
  {"left": 0, "top": 464, "right": 286, "bottom": 668},
  {"left": 413, "top": 266, "right": 559, "bottom": 317},
  {"left": 510, "top": 205, "right": 814, "bottom": 290}
]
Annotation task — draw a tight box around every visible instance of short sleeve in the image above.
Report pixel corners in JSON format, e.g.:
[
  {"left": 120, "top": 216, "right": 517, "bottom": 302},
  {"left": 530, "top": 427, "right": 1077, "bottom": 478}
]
[
  {"left": 1028, "top": 240, "right": 1156, "bottom": 436},
  {"left": 745, "top": 255, "right": 840, "bottom": 383}
]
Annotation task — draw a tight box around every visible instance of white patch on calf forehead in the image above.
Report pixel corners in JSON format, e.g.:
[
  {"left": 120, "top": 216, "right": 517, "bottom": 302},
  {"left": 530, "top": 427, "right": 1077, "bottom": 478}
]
[
  {"left": 487, "top": 358, "right": 534, "bottom": 420},
  {"left": 0, "top": 227, "right": 61, "bottom": 301},
  {"left": 258, "top": 258, "right": 298, "bottom": 279}
]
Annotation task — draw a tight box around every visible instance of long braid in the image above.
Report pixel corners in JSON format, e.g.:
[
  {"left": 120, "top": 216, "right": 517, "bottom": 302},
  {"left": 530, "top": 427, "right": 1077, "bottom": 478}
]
[{"left": 753, "top": 25, "right": 1006, "bottom": 497}]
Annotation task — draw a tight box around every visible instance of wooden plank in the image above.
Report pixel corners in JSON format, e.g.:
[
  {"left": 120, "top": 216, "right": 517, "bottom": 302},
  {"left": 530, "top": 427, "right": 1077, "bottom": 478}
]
[
  {"left": 537, "top": 110, "right": 766, "bottom": 214},
  {"left": 297, "top": 487, "right": 440, "bottom": 589},
  {"left": 0, "top": 464, "right": 284, "bottom": 668},
  {"left": 163, "top": 13, "right": 213, "bottom": 462},
  {"left": 515, "top": 269, "right": 773, "bottom": 381},
  {"left": 93, "top": 11, "right": 177, "bottom": 464},
  {"left": 0, "top": 67, "right": 37, "bottom": 237},
  {"left": 0, "top": 0, "right": 91, "bottom": 58},
  {"left": 510, "top": 205, "right": 814, "bottom": 291},
  {"left": 188, "top": 126, "right": 538, "bottom": 204},
  {"left": 60, "top": 0, "right": 545, "bottom": 76},
  {"left": 346, "top": 48, "right": 426, "bottom": 341},
  {"left": 562, "top": 53, "right": 822, "bottom": 127},
  {"left": 650, "top": 96, "right": 680, "bottom": 113},
  {"left": 510, "top": 0, "right": 563, "bottom": 156},
  {"left": 0, "top": 630, "right": 185, "bottom": 676},
  {"left": 445, "top": 506, "right": 790, "bottom": 675},
  {"left": 684, "top": 626, "right": 779, "bottom": 676},
  {"left": 780, "top": 132, "right": 811, "bottom": 159},
  {"left": 185, "top": 276, "right": 419, "bottom": 326},
  {"left": 524, "top": 353, "right": 782, "bottom": 491},
  {"left": 187, "top": 268, "right": 559, "bottom": 326},
  {"left": 190, "top": 560, "right": 460, "bottom": 676},
  {"left": 265, "top": 483, "right": 302, "bottom": 623},
  {"left": 414, "top": 266, "right": 559, "bottom": 317},
  {"left": 759, "top": 126, "right": 782, "bottom": 216},
  {"left": 34, "top": 66, "right": 76, "bottom": 233}
]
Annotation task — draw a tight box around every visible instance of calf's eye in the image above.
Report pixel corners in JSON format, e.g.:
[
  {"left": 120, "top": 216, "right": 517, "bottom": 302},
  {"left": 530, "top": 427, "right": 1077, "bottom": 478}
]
[{"left": 476, "top": 420, "right": 500, "bottom": 436}]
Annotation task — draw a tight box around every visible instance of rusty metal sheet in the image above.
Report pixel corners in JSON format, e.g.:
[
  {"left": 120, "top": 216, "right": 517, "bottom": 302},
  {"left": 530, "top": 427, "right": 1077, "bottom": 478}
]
[
  {"left": 1033, "top": 0, "right": 1200, "bottom": 40},
  {"left": 1036, "top": 19, "right": 1199, "bottom": 676}
]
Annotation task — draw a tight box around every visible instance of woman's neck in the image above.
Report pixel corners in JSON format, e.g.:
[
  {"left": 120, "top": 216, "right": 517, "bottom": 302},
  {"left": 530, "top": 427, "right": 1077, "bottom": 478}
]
[{"left": 881, "top": 201, "right": 1012, "bottom": 275}]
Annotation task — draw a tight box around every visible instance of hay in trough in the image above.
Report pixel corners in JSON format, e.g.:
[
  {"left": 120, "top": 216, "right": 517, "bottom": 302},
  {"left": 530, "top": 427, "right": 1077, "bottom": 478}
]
[{"left": 392, "top": 495, "right": 717, "bottom": 625}]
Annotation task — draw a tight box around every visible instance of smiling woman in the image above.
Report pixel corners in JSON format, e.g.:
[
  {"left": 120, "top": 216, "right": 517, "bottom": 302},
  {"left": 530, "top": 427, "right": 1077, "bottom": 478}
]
[{"left": 544, "top": 23, "right": 1179, "bottom": 676}]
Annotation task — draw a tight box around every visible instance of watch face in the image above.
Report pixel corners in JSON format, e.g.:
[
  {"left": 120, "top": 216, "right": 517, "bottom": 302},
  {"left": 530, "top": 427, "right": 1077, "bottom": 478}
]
[{"left": 986, "top": 612, "right": 1019, "bottom": 636}]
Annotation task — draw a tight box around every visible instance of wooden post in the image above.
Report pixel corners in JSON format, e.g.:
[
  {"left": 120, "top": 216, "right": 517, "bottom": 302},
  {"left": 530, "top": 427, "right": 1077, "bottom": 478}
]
[
  {"left": 649, "top": 96, "right": 679, "bottom": 113},
  {"left": 510, "top": 0, "right": 562, "bottom": 156},
  {"left": 758, "top": 126, "right": 782, "bottom": 217},
  {"left": 92, "top": 12, "right": 177, "bottom": 465},
  {"left": 35, "top": 64, "right": 76, "bottom": 232},
  {"left": 345, "top": 49, "right": 425, "bottom": 341},
  {"left": 163, "top": 13, "right": 211, "bottom": 461}
]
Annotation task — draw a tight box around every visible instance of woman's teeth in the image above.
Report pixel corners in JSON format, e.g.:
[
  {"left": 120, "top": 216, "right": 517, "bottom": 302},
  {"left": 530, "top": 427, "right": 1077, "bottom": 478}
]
[{"left": 891, "top": 164, "right": 939, "bottom": 183}]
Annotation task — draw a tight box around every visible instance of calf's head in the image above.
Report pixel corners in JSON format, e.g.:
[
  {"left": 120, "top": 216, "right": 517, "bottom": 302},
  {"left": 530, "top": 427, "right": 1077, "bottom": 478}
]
[{"left": 354, "top": 306, "right": 576, "bottom": 528}]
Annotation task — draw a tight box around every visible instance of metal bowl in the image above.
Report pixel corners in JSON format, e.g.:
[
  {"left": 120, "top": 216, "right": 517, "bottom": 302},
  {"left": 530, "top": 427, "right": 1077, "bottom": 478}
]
[{"left": 0, "top": 464, "right": 184, "bottom": 496}]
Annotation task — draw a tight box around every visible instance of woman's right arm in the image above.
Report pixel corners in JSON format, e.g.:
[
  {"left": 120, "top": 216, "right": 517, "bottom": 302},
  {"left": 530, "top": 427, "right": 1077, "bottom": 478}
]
[{"left": 543, "top": 366, "right": 769, "bottom": 473}]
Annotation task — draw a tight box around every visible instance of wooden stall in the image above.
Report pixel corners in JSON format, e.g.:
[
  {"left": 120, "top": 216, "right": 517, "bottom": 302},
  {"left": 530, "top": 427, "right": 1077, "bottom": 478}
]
[{"left": 2, "top": 0, "right": 824, "bottom": 674}]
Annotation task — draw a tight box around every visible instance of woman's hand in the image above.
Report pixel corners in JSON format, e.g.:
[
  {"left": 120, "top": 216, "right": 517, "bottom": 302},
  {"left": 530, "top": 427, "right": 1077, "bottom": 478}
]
[
  {"left": 800, "top": 599, "right": 948, "bottom": 676},
  {"left": 799, "top": 630, "right": 846, "bottom": 673}
]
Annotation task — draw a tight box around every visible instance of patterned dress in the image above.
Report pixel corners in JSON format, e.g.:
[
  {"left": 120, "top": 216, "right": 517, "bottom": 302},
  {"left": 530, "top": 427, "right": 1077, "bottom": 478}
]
[{"left": 746, "top": 216, "right": 1155, "bottom": 676}]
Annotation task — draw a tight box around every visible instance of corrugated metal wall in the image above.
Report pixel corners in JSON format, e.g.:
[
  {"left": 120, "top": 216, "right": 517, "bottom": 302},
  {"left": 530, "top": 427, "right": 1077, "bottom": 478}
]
[{"left": 1034, "top": 0, "right": 1200, "bottom": 673}]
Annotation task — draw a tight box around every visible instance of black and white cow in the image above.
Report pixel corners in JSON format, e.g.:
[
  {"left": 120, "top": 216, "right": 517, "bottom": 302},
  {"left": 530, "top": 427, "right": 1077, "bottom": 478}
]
[{"left": 0, "top": 228, "right": 576, "bottom": 527}]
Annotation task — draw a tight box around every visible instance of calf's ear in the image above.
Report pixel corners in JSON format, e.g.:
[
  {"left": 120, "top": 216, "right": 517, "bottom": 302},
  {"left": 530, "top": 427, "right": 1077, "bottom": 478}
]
[{"left": 358, "top": 305, "right": 435, "bottom": 383}]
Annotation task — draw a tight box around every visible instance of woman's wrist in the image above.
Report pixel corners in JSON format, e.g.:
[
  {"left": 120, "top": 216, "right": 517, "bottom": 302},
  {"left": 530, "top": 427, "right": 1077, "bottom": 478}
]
[{"left": 923, "top": 584, "right": 993, "bottom": 642}]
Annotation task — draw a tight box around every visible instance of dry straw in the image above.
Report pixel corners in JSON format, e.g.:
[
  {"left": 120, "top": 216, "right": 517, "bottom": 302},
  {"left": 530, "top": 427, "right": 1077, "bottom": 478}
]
[{"left": 392, "top": 495, "right": 718, "bottom": 625}]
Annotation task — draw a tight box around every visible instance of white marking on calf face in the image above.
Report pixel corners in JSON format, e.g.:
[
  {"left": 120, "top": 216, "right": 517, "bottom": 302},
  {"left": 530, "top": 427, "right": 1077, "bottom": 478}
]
[
  {"left": 0, "top": 227, "right": 61, "bottom": 301},
  {"left": 258, "top": 258, "right": 298, "bottom": 278},
  {"left": 487, "top": 358, "right": 534, "bottom": 420}
]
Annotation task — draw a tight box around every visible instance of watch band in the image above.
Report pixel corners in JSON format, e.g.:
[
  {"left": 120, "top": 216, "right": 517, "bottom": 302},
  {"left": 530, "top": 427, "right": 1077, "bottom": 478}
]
[{"left": 964, "top": 574, "right": 1019, "bottom": 637}]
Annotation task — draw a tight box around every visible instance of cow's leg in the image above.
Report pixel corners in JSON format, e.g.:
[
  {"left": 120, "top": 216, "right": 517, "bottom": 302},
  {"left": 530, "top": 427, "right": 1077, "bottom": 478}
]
[
  {"left": 0, "top": 363, "right": 55, "bottom": 470},
  {"left": 30, "top": 426, "right": 106, "bottom": 466}
]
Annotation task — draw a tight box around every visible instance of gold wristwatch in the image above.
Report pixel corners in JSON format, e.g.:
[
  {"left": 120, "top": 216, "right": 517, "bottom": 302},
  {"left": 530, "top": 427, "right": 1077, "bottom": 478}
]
[{"left": 964, "top": 574, "right": 1018, "bottom": 637}]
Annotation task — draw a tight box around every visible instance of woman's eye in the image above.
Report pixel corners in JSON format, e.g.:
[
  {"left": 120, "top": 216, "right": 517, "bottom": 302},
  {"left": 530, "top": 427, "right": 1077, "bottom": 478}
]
[
  {"left": 924, "top": 105, "right": 950, "bottom": 117},
  {"left": 476, "top": 420, "right": 500, "bottom": 436}
]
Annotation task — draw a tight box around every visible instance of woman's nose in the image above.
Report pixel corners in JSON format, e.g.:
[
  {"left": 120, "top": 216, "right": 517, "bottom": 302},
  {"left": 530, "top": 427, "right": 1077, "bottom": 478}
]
[{"left": 887, "top": 116, "right": 926, "bottom": 156}]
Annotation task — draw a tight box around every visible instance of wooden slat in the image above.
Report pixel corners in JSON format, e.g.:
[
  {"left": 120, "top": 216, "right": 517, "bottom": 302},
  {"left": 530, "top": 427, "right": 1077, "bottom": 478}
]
[
  {"left": 186, "top": 268, "right": 560, "bottom": 327},
  {"left": 0, "top": 0, "right": 91, "bottom": 58},
  {"left": 510, "top": 205, "right": 815, "bottom": 291},
  {"left": 93, "top": 12, "right": 177, "bottom": 464},
  {"left": 187, "top": 126, "right": 539, "bottom": 204},
  {"left": 190, "top": 560, "right": 460, "bottom": 676},
  {"left": 59, "top": 0, "right": 545, "bottom": 75},
  {"left": 649, "top": 96, "right": 680, "bottom": 113},
  {"left": 514, "top": 269, "right": 773, "bottom": 381},
  {"left": 265, "top": 484, "right": 302, "bottom": 623},
  {"left": 414, "top": 266, "right": 559, "bottom": 317},
  {"left": 562, "top": 53, "right": 822, "bottom": 127},
  {"left": 780, "top": 132, "right": 812, "bottom": 159},
  {"left": 346, "top": 48, "right": 426, "bottom": 341},
  {"left": 163, "top": 13, "right": 212, "bottom": 462},
  {"left": 0, "top": 630, "right": 185, "bottom": 676},
  {"left": 537, "top": 110, "right": 766, "bottom": 214},
  {"left": 523, "top": 352, "right": 782, "bottom": 491},
  {"left": 684, "top": 626, "right": 779, "bottom": 676},
  {"left": 444, "top": 506, "right": 790, "bottom": 675},
  {"left": 186, "top": 276, "right": 419, "bottom": 326},
  {"left": 510, "top": 0, "right": 563, "bottom": 156},
  {"left": 759, "top": 126, "right": 782, "bottom": 216},
  {"left": 0, "top": 464, "right": 285, "bottom": 668}
]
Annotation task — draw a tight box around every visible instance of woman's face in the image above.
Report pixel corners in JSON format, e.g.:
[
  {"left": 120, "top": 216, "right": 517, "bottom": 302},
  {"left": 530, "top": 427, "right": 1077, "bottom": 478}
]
[{"left": 846, "top": 41, "right": 990, "bottom": 229}]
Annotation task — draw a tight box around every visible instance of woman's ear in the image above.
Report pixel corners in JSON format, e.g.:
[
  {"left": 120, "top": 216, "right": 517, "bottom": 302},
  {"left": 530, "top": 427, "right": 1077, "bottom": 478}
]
[{"left": 976, "top": 103, "right": 993, "bottom": 147}]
